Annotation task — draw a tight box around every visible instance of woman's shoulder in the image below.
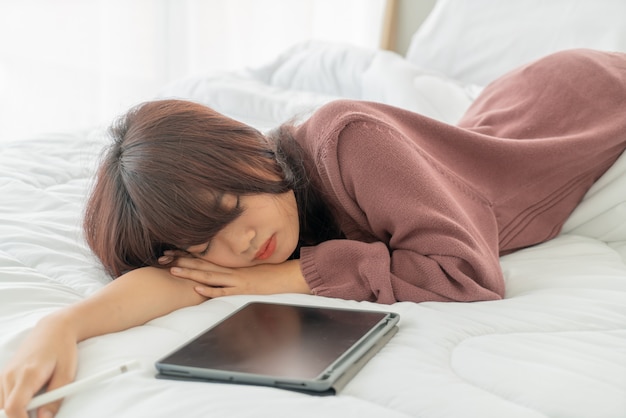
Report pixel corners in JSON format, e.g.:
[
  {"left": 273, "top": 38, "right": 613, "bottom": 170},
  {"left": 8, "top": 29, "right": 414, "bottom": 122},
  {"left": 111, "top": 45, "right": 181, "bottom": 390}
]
[
  {"left": 306, "top": 99, "right": 395, "bottom": 127},
  {"left": 293, "top": 100, "right": 354, "bottom": 153},
  {"left": 295, "top": 100, "right": 407, "bottom": 155}
]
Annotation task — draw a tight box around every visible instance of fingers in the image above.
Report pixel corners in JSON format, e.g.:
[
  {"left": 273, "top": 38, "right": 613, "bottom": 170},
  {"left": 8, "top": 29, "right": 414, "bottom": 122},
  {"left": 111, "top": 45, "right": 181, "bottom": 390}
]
[
  {"left": 1, "top": 352, "right": 76, "bottom": 418},
  {"left": 167, "top": 264, "right": 243, "bottom": 298},
  {"left": 167, "top": 255, "right": 234, "bottom": 284},
  {"left": 158, "top": 251, "right": 234, "bottom": 271},
  {"left": 168, "top": 266, "right": 239, "bottom": 299},
  {"left": 1, "top": 366, "right": 46, "bottom": 418},
  {"left": 168, "top": 256, "right": 232, "bottom": 273},
  {"left": 157, "top": 249, "right": 189, "bottom": 264},
  {"left": 170, "top": 266, "right": 232, "bottom": 287},
  {"left": 37, "top": 408, "right": 54, "bottom": 418},
  {"left": 194, "top": 285, "right": 234, "bottom": 299},
  {"left": 160, "top": 254, "right": 235, "bottom": 299},
  {"left": 35, "top": 353, "right": 76, "bottom": 418}
]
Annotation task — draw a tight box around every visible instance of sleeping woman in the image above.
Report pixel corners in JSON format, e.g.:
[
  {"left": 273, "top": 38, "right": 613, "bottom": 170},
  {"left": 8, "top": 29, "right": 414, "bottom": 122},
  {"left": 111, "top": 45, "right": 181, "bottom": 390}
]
[{"left": 1, "top": 48, "right": 626, "bottom": 418}]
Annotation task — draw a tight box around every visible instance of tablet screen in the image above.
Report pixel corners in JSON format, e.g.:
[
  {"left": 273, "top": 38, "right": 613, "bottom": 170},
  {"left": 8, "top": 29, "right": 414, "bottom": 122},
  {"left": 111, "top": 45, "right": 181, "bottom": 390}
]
[{"left": 158, "top": 303, "right": 390, "bottom": 380}]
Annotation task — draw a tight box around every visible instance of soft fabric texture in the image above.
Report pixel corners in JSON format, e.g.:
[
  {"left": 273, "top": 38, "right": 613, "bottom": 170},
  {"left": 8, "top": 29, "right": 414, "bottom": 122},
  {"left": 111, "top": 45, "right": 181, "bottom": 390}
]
[
  {"left": 2, "top": 45, "right": 626, "bottom": 417},
  {"left": 159, "top": 40, "right": 481, "bottom": 132},
  {"left": 406, "top": 0, "right": 626, "bottom": 85},
  {"left": 294, "top": 49, "right": 626, "bottom": 304}
]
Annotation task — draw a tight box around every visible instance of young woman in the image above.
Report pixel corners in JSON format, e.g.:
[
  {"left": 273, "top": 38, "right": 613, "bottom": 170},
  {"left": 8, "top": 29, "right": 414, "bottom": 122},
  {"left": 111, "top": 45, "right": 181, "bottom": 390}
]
[{"left": 2, "top": 48, "right": 626, "bottom": 418}]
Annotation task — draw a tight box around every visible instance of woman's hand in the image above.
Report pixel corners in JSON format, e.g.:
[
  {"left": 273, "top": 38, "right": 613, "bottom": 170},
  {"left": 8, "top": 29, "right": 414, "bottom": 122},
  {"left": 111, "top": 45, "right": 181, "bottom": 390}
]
[
  {"left": 160, "top": 253, "right": 311, "bottom": 298},
  {"left": 0, "top": 313, "right": 78, "bottom": 418},
  {"left": 1, "top": 266, "right": 208, "bottom": 418}
]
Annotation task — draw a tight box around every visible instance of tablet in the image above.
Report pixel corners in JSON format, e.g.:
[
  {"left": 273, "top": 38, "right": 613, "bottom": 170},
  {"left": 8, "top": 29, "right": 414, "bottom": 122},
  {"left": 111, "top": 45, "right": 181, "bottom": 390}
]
[{"left": 155, "top": 302, "right": 400, "bottom": 395}]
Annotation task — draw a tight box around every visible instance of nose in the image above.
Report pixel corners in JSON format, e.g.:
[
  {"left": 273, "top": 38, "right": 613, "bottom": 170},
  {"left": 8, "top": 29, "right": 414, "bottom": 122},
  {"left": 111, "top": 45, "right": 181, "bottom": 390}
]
[{"left": 230, "top": 227, "right": 255, "bottom": 255}]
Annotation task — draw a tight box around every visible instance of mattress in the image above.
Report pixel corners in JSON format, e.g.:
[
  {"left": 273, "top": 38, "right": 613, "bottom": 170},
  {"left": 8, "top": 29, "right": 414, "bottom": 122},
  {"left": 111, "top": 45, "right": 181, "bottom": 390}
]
[{"left": 2, "top": 2, "right": 626, "bottom": 416}]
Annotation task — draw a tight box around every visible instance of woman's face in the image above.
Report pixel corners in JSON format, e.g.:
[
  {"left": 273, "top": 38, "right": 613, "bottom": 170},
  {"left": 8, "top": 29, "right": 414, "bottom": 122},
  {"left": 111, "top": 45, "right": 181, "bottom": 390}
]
[{"left": 185, "top": 191, "right": 299, "bottom": 267}]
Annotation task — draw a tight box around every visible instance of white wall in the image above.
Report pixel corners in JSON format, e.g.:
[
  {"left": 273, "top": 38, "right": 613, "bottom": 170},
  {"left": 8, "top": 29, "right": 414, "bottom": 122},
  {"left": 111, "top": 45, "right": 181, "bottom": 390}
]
[
  {"left": 0, "top": 0, "right": 387, "bottom": 142},
  {"left": 394, "top": 0, "right": 437, "bottom": 55}
]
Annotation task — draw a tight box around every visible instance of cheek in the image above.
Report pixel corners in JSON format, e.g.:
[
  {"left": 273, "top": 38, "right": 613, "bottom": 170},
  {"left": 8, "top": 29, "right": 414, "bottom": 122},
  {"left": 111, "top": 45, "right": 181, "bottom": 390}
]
[
  {"left": 200, "top": 246, "right": 250, "bottom": 268},
  {"left": 202, "top": 245, "right": 246, "bottom": 268},
  {"left": 196, "top": 227, "right": 241, "bottom": 267}
]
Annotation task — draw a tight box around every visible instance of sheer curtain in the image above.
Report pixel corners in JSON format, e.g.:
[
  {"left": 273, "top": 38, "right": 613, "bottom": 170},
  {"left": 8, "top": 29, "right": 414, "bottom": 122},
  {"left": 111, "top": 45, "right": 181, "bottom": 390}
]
[{"left": 0, "top": 0, "right": 386, "bottom": 141}]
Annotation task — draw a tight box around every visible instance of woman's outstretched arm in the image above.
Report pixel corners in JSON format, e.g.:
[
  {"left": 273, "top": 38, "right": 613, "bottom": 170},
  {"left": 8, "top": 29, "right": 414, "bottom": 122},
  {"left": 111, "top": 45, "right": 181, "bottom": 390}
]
[
  {"left": 0, "top": 267, "right": 205, "bottom": 418},
  {"left": 67, "top": 267, "right": 206, "bottom": 340}
]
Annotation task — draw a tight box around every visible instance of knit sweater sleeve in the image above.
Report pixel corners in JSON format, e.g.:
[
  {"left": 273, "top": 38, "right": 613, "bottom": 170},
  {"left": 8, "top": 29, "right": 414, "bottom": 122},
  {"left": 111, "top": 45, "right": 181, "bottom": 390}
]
[{"left": 297, "top": 102, "right": 505, "bottom": 304}]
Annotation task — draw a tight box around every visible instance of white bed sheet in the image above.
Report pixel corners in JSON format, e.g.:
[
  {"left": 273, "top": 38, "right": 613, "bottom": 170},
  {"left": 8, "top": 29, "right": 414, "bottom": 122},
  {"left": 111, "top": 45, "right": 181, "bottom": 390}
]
[
  {"left": 1, "top": 61, "right": 626, "bottom": 418},
  {"left": 2, "top": 6, "right": 626, "bottom": 418}
]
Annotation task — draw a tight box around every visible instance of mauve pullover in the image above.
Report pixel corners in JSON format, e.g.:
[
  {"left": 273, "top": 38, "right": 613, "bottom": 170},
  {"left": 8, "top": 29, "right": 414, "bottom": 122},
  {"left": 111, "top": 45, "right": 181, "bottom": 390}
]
[{"left": 293, "top": 49, "right": 626, "bottom": 304}]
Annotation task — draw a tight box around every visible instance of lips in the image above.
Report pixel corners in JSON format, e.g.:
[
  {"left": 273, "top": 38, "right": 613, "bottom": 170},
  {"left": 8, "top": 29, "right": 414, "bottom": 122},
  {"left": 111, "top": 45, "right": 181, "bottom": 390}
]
[{"left": 254, "top": 235, "right": 276, "bottom": 261}]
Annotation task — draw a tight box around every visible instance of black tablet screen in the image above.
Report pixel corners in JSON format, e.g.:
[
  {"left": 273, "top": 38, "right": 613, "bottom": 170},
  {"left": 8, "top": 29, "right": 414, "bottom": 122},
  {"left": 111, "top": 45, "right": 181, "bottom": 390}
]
[{"left": 158, "top": 303, "right": 388, "bottom": 380}]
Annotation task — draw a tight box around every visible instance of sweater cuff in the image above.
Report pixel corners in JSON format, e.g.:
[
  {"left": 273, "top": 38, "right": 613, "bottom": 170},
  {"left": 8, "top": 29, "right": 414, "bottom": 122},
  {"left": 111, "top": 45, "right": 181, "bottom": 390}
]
[{"left": 299, "top": 246, "right": 324, "bottom": 296}]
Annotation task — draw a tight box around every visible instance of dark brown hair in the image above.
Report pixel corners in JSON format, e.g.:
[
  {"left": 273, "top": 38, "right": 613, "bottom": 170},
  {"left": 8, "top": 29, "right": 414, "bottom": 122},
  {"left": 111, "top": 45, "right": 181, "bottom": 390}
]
[
  {"left": 84, "top": 99, "right": 341, "bottom": 277},
  {"left": 84, "top": 100, "right": 290, "bottom": 276}
]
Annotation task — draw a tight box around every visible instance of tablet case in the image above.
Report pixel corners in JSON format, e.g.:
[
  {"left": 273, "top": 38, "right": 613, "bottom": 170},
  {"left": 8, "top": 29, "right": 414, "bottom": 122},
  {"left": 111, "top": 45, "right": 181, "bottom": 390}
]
[{"left": 155, "top": 302, "right": 400, "bottom": 395}]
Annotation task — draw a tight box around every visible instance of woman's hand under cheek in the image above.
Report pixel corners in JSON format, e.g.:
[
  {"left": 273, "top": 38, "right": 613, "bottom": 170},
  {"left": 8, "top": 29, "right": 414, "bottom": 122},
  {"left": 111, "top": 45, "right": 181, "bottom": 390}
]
[{"left": 163, "top": 255, "right": 311, "bottom": 298}]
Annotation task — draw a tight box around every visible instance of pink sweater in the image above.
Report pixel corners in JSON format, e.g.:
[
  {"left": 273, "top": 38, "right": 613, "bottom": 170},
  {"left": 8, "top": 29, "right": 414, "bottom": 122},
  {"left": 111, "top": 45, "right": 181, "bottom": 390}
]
[{"left": 293, "top": 49, "right": 626, "bottom": 304}]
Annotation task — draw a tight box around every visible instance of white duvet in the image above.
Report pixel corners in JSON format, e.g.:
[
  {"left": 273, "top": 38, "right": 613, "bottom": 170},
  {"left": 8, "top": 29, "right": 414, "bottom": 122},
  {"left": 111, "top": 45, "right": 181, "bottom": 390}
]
[{"left": 1, "top": 39, "right": 626, "bottom": 418}]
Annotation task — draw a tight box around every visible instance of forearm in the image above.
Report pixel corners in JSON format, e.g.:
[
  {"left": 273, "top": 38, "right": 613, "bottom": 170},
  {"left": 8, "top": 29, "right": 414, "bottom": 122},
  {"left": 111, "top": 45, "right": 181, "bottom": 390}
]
[
  {"left": 46, "top": 267, "right": 206, "bottom": 342},
  {"left": 300, "top": 239, "right": 504, "bottom": 304}
]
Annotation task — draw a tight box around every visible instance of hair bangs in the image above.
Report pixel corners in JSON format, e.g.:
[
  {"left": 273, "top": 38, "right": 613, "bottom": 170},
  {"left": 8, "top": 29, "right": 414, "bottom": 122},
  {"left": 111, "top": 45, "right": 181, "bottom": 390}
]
[{"left": 86, "top": 99, "right": 295, "bottom": 277}]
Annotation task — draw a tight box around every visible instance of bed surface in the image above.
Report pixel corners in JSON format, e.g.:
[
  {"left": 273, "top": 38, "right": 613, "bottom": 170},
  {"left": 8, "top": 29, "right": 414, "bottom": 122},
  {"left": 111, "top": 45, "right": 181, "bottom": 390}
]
[
  {"left": 2, "top": 0, "right": 626, "bottom": 417},
  {"left": 1, "top": 132, "right": 625, "bottom": 417}
]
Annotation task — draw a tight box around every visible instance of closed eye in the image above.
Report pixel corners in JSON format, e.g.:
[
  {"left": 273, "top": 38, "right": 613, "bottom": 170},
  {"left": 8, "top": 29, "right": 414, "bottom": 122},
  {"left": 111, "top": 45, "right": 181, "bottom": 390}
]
[
  {"left": 198, "top": 242, "right": 211, "bottom": 256},
  {"left": 192, "top": 195, "right": 240, "bottom": 257}
]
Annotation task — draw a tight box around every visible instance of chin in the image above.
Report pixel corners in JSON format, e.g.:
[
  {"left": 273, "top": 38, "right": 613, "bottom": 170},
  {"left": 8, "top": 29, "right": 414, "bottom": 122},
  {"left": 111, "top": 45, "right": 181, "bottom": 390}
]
[{"left": 268, "top": 246, "right": 294, "bottom": 265}]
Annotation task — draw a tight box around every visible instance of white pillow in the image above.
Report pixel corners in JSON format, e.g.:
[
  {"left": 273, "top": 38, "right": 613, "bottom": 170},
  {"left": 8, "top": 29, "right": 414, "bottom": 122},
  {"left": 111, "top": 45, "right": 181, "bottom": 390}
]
[
  {"left": 561, "top": 150, "right": 626, "bottom": 243},
  {"left": 406, "top": 0, "right": 626, "bottom": 86}
]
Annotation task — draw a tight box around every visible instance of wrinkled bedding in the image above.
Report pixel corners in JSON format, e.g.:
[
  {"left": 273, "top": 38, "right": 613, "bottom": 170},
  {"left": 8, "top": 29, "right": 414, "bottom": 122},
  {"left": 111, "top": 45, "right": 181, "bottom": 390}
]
[
  {"left": 1, "top": 34, "right": 626, "bottom": 418},
  {"left": 159, "top": 41, "right": 482, "bottom": 130}
]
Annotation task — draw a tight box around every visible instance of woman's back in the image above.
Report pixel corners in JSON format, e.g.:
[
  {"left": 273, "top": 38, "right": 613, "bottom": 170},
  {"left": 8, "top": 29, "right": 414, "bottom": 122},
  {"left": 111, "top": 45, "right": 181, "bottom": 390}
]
[{"left": 289, "top": 49, "right": 626, "bottom": 302}]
